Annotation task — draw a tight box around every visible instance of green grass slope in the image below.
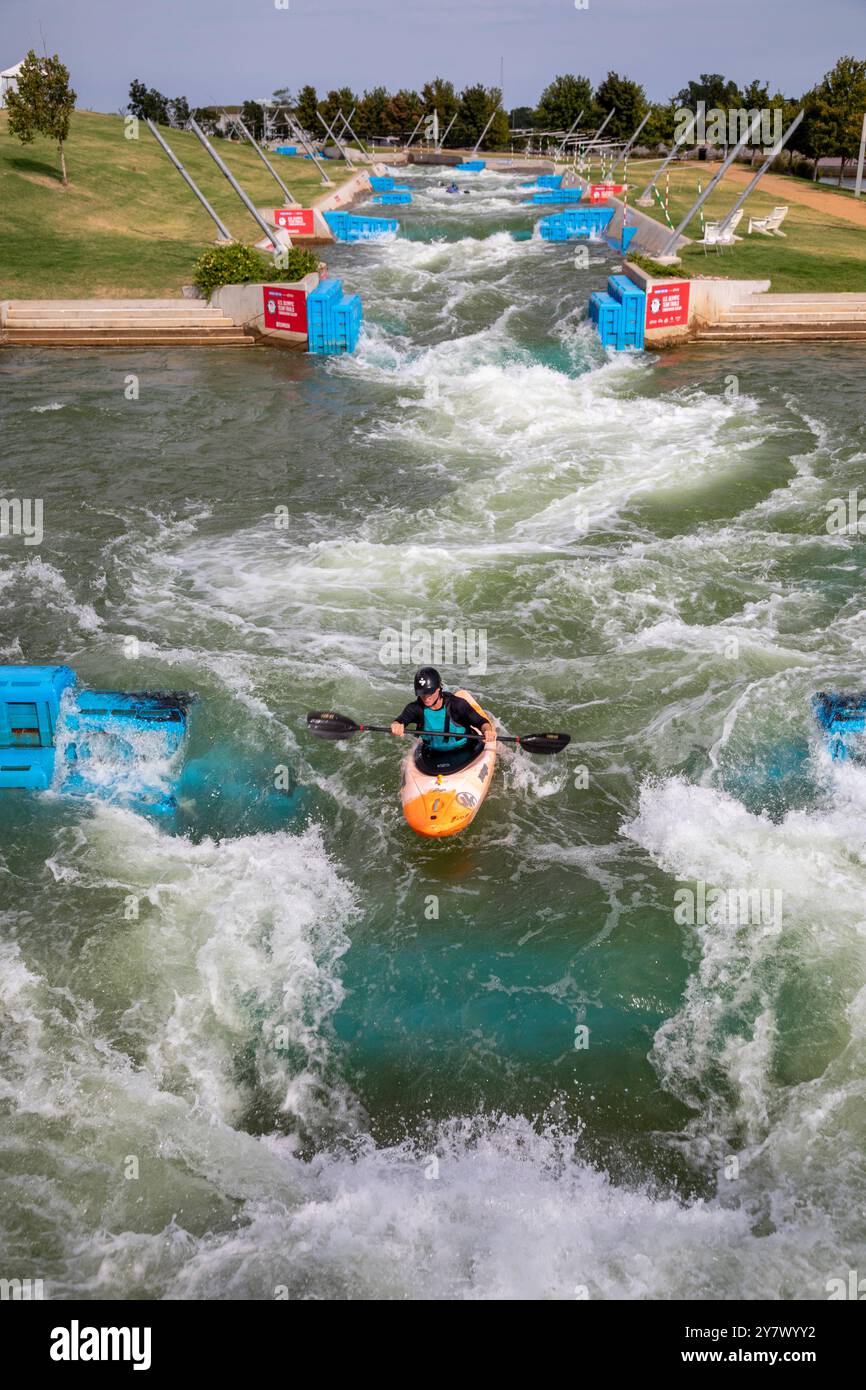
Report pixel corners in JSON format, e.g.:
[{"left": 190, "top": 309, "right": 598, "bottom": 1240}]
[{"left": 0, "top": 109, "right": 347, "bottom": 298}]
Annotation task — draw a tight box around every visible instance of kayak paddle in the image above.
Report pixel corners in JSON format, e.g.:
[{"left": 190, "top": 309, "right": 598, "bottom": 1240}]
[{"left": 307, "top": 711, "right": 570, "bottom": 756}]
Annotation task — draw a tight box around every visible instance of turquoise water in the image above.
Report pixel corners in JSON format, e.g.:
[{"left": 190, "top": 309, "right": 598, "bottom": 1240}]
[{"left": 1, "top": 165, "right": 866, "bottom": 1298}]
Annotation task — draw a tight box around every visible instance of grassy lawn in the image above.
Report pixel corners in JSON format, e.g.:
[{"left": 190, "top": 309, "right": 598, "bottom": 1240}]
[
  {"left": 617, "top": 160, "right": 866, "bottom": 292},
  {"left": 0, "top": 109, "right": 348, "bottom": 298}
]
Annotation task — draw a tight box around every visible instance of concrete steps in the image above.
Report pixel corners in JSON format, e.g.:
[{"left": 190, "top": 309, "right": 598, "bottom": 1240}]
[
  {"left": 2, "top": 299, "right": 253, "bottom": 347},
  {"left": 696, "top": 323, "right": 866, "bottom": 341}
]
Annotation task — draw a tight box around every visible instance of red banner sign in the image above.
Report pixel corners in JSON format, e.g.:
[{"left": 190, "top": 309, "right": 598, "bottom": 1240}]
[
  {"left": 645, "top": 280, "right": 691, "bottom": 330},
  {"left": 589, "top": 183, "right": 624, "bottom": 203},
  {"left": 262, "top": 285, "right": 308, "bottom": 334},
  {"left": 273, "top": 208, "right": 315, "bottom": 235}
]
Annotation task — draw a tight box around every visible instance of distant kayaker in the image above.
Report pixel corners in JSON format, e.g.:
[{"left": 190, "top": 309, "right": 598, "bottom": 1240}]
[{"left": 391, "top": 667, "right": 495, "bottom": 752}]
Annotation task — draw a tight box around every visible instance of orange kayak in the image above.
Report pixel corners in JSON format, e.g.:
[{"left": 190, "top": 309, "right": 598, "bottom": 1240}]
[{"left": 400, "top": 689, "right": 497, "bottom": 838}]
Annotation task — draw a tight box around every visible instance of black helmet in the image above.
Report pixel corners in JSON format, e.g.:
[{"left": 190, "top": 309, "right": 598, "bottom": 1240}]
[{"left": 414, "top": 667, "right": 442, "bottom": 697}]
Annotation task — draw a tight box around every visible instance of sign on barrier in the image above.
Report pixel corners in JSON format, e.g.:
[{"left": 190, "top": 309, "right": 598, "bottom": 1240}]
[
  {"left": 645, "top": 281, "right": 690, "bottom": 329},
  {"left": 589, "top": 184, "right": 625, "bottom": 203},
  {"left": 262, "top": 285, "right": 308, "bottom": 334},
  {"left": 273, "top": 208, "right": 315, "bottom": 235}
]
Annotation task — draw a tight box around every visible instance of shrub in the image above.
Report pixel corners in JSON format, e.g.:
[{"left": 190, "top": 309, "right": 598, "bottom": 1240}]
[
  {"left": 269, "top": 247, "right": 319, "bottom": 282},
  {"left": 627, "top": 252, "right": 692, "bottom": 280},
  {"left": 194, "top": 243, "right": 321, "bottom": 298},
  {"left": 194, "top": 243, "right": 268, "bottom": 298}
]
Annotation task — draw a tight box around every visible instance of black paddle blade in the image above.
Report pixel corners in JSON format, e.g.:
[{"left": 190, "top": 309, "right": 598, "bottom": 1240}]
[
  {"left": 518, "top": 732, "right": 571, "bottom": 756},
  {"left": 307, "top": 710, "right": 360, "bottom": 740}
]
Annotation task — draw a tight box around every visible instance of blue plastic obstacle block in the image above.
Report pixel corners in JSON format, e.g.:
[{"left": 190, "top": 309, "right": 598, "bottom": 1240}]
[
  {"left": 459, "top": 160, "right": 486, "bottom": 171},
  {"left": 370, "top": 176, "right": 395, "bottom": 190},
  {"left": 538, "top": 208, "right": 615, "bottom": 241},
  {"left": 812, "top": 691, "right": 866, "bottom": 761},
  {"left": 527, "top": 187, "right": 585, "bottom": 204},
  {"left": 522, "top": 174, "right": 564, "bottom": 190},
  {"left": 323, "top": 210, "right": 398, "bottom": 242},
  {"left": 274, "top": 145, "right": 298, "bottom": 156},
  {"left": 606, "top": 273, "right": 646, "bottom": 349},
  {"left": 372, "top": 191, "right": 412, "bottom": 204},
  {"left": 307, "top": 278, "right": 363, "bottom": 355},
  {"left": 0, "top": 664, "right": 75, "bottom": 789},
  {"left": 0, "top": 664, "right": 193, "bottom": 807},
  {"left": 588, "top": 291, "right": 621, "bottom": 348}
]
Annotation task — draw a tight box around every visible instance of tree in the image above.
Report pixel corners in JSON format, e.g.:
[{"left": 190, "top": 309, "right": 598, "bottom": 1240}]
[
  {"left": 240, "top": 99, "right": 265, "bottom": 140},
  {"left": 127, "top": 78, "right": 170, "bottom": 124},
  {"left": 802, "top": 56, "right": 866, "bottom": 183},
  {"left": 356, "top": 86, "right": 390, "bottom": 140},
  {"left": 674, "top": 73, "right": 742, "bottom": 111},
  {"left": 534, "top": 74, "right": 593, "bottom": 132},
  {"left": 320, "top": 86, "right": 357, "bottom": 132},
  {"left": 422, "top": 76, "right": 459, "bottom": 127},
  {"left": 593, "top": 71, "right": 648, "bottom": 141},
  {"left": 191, "top": 107, "right": 221, "bottom": 137},
  {"left": 294, "top": 85, "right": 319, "bottom": 136},
  {"left": 456, "top": 84, "right": 505, "bottom": 147},
  {"left": 509, "top": 105, "right": 535, "bottom": 130},
  {"left": 169, "top": 96, "right": 190, "bottom": 128},
  {"left": 272, "top": 86, "right": 293, "bottom": 107},
  {"left": 6, "top": 49, "right": 77, "bottom": 186},
  {"left": 643, "top": 101, "right": 678, "bottom": 148},
  {"left": 383, "top": 88, "right": 423, "bottom": 138}
]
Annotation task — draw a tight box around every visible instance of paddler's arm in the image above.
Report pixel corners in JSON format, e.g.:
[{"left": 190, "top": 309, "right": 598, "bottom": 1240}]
[
  {"left": 448, "top": 695, "right": 496, "bottom": 748},
  {"left": 391, "top": 700, "right": 421, "bottom": 737}
]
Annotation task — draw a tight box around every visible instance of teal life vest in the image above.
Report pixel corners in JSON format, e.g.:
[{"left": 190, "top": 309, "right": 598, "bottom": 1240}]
[{"left": 422, "top": 699, "right": 468, "bottom": 751}]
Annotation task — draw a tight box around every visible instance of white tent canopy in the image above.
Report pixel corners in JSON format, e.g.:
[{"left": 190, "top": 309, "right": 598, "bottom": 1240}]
[{"left": 0, "top": 60, "right": 24, "bottom": 108}]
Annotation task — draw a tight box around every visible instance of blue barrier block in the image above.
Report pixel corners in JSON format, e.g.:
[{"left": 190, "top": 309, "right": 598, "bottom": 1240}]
[
  {"left": 370, "top": 176, "right": 395, "bottom": 190},
  {"left": 324, "top": 210, "right": 398, "bottom": 241},
  {"left": 274, "top": 145, "right": 298, "bottom": 156},
  {"left": 372, "top": 192, "right": 412, "bottom": 204},
  {"left": 459, "top": 160, "right": 486, "bottom": 171},
  {"left": 528, "top": 188, "right": 585, "bottom": 204},
  {"left": 538, "top": 208, "right": 615, "bottom": 241},
  {"left": 593, "top": 292, "right": 622, "bottom": 348},
  {"left": 307, "top": 278, "right": 364, "bottom": 355}
]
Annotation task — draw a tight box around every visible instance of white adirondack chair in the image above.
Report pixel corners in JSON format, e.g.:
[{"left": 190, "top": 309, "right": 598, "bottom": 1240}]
[
  {"left": 748, "top": 206, "right": 789, "bottom": 237},
  {"left": 700, "top": 208, "right": 743, "bottom": 253}
]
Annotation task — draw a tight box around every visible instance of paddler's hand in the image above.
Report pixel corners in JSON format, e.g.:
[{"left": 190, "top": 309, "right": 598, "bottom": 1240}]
[
  {"left": 481, "top": 723, "right": 496, "bottom": 749},
  {"left": 390, "top": 721, "right": 405, "bottom": 736}
]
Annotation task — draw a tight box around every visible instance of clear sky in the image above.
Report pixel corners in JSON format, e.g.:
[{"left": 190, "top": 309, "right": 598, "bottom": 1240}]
[{"left": 2, "top": 0, "right": 864, "bottom": 112}]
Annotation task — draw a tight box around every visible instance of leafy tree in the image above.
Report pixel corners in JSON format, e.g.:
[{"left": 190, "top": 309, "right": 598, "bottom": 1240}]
[
  {"left": 422, "top": 76, "right": 459, "bottom": 127},
  {"left": 356, "top": 86, "right": 390, "bottom": 139},
  {"left": 272, "top": 86, "right": 292, "bottom": 107},
  {"left": 801, "top": 56, "right": 866, "bottom": 183},
  {"left": 169, "top": 96, "right": 190, "bottom": 128},
  {"left": 384, "top": 88, "right": 423, "bottom": 138},
  {"left": 240, "top": 100, "right": 265, "bottom": 140},
  {"left": 127, "top": 78, "right": 170, "bottom": 124},
  {"left": 593, "top": 71, "right": 648, "bottom": 140},
  {"left": 534, "top": 74, "right": 593, "bottom": 132},
  {"left": 456, "top": 83, "right": 505, "bottom": 147},
  {"left": 6, "top": 49, "right": 77, "bottom": 185},
  {"left": 191, "top": 107, "right": 222, "bottom": 137},
  {"left": 674, "top": 73, "right": 742, "bottom": 110},
  {"left": 741, "top": 79, "right": 770, "bottom": 109},
  {"left": 294, "top": 85, "right": 319, "bottom": 136},
  {"left": 509, "top": 105, "right": 535, "bottom": 130},
  {"left": 320, "top": 86, "right": 357, "bottom": 132},
  {"left": 643, "top": 101, "right": 678, "bottom": 147}
]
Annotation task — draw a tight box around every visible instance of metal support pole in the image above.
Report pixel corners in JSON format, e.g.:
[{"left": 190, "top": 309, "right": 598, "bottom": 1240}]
[
  {"left": 658, "top": 110, "right": 766, "bottom": 257},
  {"left": 439, "top": 111, "right": 458, "bottom": 150},
  {"left": 590, "top": 108, "right": 615, "bottom": 145},
  {"left": 228, "top": 113, "right": 298, "bottom": 204},
  {"left": 404, "top": 112, "right": 426, "bottom": 151},
  {"left": 855, "top": 112, "right": 866, "bottom": 197},
  {"left": 145, "top": 118, "right": 233, "bottom": 242},
  {"left": 472, "top": 108, "right": 498, "bottom": 155},
  {"left": 607, "top": 111, "right": 651, "bottom": 177},
  {"left": 555, "top": 110, "right": 584, "bottom": 159},
  {"left": 188, "top": 118, "right": 280, "bottom": 250},
  {"left": 317, "top": 110, "right": 354, "bottom": 166},
  {"left": 717, "top": 109, "right": 804, "bottom": 232},
  {"left": 281, "top": 109, "right": 334, "bottom": 186},
  {"left": 338, "top": 108, "right": 372, "bottom": 162},
  {"left": 636, "top": 115, "right": 697, "bottom": 205}
]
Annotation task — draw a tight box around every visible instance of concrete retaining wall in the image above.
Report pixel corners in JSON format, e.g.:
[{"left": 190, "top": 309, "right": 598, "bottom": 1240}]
[
  {"left": 623, "top": 262, "right": 772, "bottom": 344},
  {"left": 211, "top": 275, "right": 319, "bottom": 347},
  {"left": 556, "top": 171, "right": 688, "bottom": 256}
]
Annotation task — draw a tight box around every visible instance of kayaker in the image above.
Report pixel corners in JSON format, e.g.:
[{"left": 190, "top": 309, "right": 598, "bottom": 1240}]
[{"left": 391, "top": 668, "right": 495, "bottom": 755}]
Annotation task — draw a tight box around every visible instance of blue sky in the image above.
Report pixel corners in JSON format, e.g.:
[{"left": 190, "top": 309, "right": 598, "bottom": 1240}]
[{"left": 2, "top": 0, "right": 864, "bottom": 111}]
